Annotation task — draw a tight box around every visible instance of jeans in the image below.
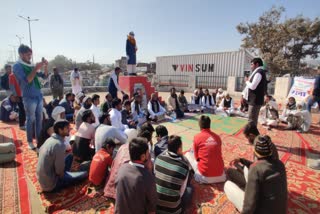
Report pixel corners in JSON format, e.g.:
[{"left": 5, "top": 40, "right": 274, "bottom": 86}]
[
  {"left": 248, "top": 105, "right": 261, "bottom": 126},
  {"left": 307, "top": 96, "right": 320, "bottom": 112},
  {"left": 17, "top": 97, "right": 26, "bottom": 127},
  {"left": 181, "top": 186, "right": 193, "bottom": 212},
  {"left": 23, "top": 96, "right": 43, "bottom": 143},
  {"left": 54, "top": 154, "right": 88, "bottom": 191}
]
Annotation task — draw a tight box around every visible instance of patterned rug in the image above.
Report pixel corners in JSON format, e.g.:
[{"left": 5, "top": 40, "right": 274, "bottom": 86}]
[{"left": 0, "top": 126, "right": 30, "bottom": 214}]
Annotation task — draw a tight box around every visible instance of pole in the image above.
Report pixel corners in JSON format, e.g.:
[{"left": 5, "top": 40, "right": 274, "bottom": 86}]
[{"left": 27, "top": 17, "right": 33, "bottom": 62}]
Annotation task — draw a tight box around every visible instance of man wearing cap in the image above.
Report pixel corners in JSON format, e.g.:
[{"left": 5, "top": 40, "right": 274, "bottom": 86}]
[
  {"left": 0, "top": 93, "right": 19, "bottom": 122},
  {"left": 13, "top": 44, "right": 49, "bottom": 149},
  {"left": 37, "top": 120, "right": 88, "bottom": 192},
  {"left": 126, "top": 31, "right": 137, "bottom": 76},
  {"left": 108, "top": 67, "right": 125, "bottom": 99},
  {"left": 245, "top": 58, "right": 267, "bottom": 125},
  {"left": 224, "top": 135, "right": 287, "bottom": 213},
  {"left": 215, "top": 88, "right": 224, "bottom": 106}
]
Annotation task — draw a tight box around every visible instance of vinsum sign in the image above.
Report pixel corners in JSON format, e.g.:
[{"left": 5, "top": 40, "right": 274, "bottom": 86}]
[{"left": 172, "top": 64, "right": 215, "bottom": 73}]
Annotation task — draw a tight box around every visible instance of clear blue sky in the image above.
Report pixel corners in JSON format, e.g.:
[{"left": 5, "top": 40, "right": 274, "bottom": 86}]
[{"left": 0, "top": 0, "right": 319, "bottom": 66}]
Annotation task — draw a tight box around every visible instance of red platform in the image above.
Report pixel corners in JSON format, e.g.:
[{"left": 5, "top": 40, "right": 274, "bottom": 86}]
[{"left": 119, "top": 76, "right": 160, "bottom": 101}]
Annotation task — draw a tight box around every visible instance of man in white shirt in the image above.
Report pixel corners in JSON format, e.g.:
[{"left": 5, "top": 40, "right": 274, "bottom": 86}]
[
  {"left": 90, "top": 94, "right": 101, "bottom": 127},
  {"left": 216, "top": 88, "right": 224, "bottom": 106},
  {"left": 95, "top": 113, "right": 127, "bottom": 152},
  {"left": 201, "top": 89, "right": 216, "bottom": 113},
  {"left": 70, "top": 68, "right": 82, "bottom": 95},
  {"left": 108, "top": 67, "right": 125, "bottom": 99},
  {"left": 110, "top": 98, "right": 128, "bottom": 131},
  {"left": 218, "top": 93, "right": 235, "bottom": 116},
  {"left": 147, "top": 93, "right": 166, "bottom": 122},
  {"left": 245, "top": 58, "right": 267, "bottom": 125}
]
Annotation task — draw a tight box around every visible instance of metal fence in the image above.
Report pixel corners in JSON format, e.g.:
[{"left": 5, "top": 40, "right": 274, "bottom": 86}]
[
  {"left": 157, "top": 75, "right": 189, "bottom": 87},
  {"left": 195, "top": 76, "right": 228, "bottom": 89}
]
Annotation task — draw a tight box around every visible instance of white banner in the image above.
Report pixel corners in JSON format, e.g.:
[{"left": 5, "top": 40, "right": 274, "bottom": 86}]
[{"left": 287, "top": 77, "right": 315, "bottom": 102}]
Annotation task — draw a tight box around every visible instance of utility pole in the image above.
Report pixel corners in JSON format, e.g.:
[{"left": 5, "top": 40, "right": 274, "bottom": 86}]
[
  {"left": 18, "top": 15, "right": 39, "bottom": 62},
  {"left": 16, "top": 34, "right": 24, "bottom": 45}
]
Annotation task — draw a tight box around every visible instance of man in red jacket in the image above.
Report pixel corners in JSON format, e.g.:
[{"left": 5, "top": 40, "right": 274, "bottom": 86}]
[
  {"left": 9, "top": 72, "right": 26, "bottom": 130},
  {"left": 185, "top": 115, "right": 225, "bottom": 184}
]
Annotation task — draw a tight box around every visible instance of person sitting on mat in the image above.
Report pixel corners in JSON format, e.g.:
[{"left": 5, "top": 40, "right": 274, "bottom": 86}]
[
  {"left": 279, "top": 97, "right": 297, "bottom": 123},
  {"left": 286, "top": 102, "right": 311, "bottom": 133},
  {"left": 131, "top": 94, "right": 147, "bottom": 127},
  {"left": 185, "top": 115, "right": 225, "bottom": 184},
  {"left": 216, "top": 88, "right": 225, "bottom": 106},
  {"left": 178, "top": 90, "right": 189, "bottom": 112},
  {"left": 190, "top": 89, "right": 203, "bottom": 112},
  {"left": 147, "top": 93, "right": 166, "bottom": 122},
  {"left": 225, "top": 122, "right": 279, "bottom": 191},
  {"left": 75, "top": 96, "right": 92, "bottom": 130},
  {"left": 167, "top": 87, "right": 184, "bottom": 118},
  {"left": 155, "top": 135, "right": 192, "bottom": 213},
  {"left": 224, "top": 135, "right": 287, "bottom": 214},
  {"left": 0, "top": 93, "right": 19, "bottom": 123},
  {"left": 201, "top": 88, "right": 216, "bottom": 113},
  {"left": 73, "top": 110, "right": 96, "bottom": 162},
  {"left": 104, "top": 123, "right": 154, "bottom": 199},
  {"left": 121, "top": 100, "right": 137, "bottom": 129},
  {"left": 154, "top": 125, "right": 169, "bottom": 158},
  {"left": 59, "top": 92, "right": 75, "bottom": 121},
  {"left": 37, "top": 120, "right": 88, "bottom": 192},
  {"left": 217, "top": 92, "right": 235, "bottom": 117},
  {"left": 115, "top": 137, "right": 157, "bottom": 214},
  {"left": 89, "top": 138, "right": 116, "bottom": 188},
  {"left": 259, "top": 95, "right": 279, "bottom": 130},
  {"left": 110, "top": 98, "right": 128, "bottom": 132},
  {"left": 101, "top": 92, "right": 113, "bottom": 114}
]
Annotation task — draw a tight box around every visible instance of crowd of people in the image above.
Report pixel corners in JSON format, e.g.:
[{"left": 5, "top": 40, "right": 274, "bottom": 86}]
[{"left": 1, "top": 45, "right": 320, "bottom": 213}]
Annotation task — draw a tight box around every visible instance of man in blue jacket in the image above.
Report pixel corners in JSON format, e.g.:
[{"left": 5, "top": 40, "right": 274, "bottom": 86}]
[
  {"left": 126, "top": 31, "right": 137, "bottom": 76},
  {"left": 307, "top": 67, "right": 320, "bottom": 114}
]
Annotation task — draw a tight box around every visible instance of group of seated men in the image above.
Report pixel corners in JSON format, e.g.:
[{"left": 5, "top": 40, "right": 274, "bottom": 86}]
[
  {"left": 35, "top": 105, "right": 288, "bottom": 214},
  {"left": 1, "top": 85, "right": 308, "bottom": 213}
]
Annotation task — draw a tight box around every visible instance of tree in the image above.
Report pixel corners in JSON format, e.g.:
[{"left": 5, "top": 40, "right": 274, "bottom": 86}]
[
  {"left": 48, "top": 55, "right": 74, "bottom": 72},
  {"left": 237, "top": 6, "right": 320, "bottom": 75}
]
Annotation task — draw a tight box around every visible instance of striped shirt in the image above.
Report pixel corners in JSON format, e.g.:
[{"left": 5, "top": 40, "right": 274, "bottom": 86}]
[
  {"left": 154, "top": 151, "right": 190, "bottom": 214},
  {"left": 13, "top": 62, "right": 47, "bottom": 98}
]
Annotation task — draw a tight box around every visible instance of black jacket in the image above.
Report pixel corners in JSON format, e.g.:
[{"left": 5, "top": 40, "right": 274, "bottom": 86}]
[
  {"left": 248, "top": 69, "right": 267, "bottom": 106},
  {"left": 242, "top": 158, "right": 287, "bottom": 214}
]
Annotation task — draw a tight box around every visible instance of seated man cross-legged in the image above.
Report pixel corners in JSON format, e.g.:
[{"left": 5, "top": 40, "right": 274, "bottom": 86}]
[
  {"left": 224, "top": 135, "right": 287, "bottom": 214},
  {"left": 36, "top": 120, "right": 88, "bottom": 192},
  {"left": 147, "top": 93, "right": 166, "bottom": 122},
  {"left": 185, "top": 115, "right": 226, "bottom": 184}
]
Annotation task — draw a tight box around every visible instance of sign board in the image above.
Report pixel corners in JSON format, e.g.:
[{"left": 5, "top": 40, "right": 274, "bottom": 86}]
[
  {"left": 136, "top": 66, "right": 148, "bottom": 72},
  {"left": 287, "top": 77, "right": 315, "bottom": 102}
]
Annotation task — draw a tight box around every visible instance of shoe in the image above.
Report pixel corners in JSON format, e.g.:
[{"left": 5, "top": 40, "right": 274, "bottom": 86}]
[
  {"left": 19, "top": 126, "right": 26, "bottom": 130},
  {"left": 28, "top": 142, "right": 36, "bottom": 150}
]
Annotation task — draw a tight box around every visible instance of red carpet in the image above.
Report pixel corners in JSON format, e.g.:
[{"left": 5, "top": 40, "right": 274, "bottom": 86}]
[
  {"left": 1, "top": 115, "right": 320, "bottom": 213},
  {"left": 0, "top": 126, "right": 30, "bottom": 214}
]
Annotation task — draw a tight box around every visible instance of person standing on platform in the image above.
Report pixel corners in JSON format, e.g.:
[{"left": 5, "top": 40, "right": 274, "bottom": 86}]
[
  {"left": 70, "top": 68, "right": 82, "bottom": 95},
  {"left": 126, "top": 31, "right": 137, "bottom": 76},
  {"left": 9, "top": 68, "right": 26, "bottom": 130},
  {"left": 108, "top": 67, "right": 125, "bottom": 99},
  {"left": 50, "top": 67, "right": 64, "bottom": 100},
  {"left": 245, "top": 58, "right": 267, "bottom": 125},
  {"left": 13, "top": 44, "right": 48, "bottom": 150},
  {"left": 1, "top": 64, "right": 12, "bottom": 92}
]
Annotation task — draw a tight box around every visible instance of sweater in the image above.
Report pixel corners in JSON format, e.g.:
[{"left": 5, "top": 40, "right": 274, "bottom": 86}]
[
  {"left": 155, "top": 151, "right": 189, "bottom": 214},
  {"left": 242, "top": 159, "right": 287, "bottom": 214},
  {"left": 115, "top": 162, "right": 157, "bottom": 214},
  {"left": 193, "top": 129, "right": 224, "bottom": 177}
]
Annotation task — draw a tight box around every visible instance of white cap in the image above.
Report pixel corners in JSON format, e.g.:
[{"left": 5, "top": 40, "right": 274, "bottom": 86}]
[{"left": 218, "top": 88, "right": 223, "bottom": 93}]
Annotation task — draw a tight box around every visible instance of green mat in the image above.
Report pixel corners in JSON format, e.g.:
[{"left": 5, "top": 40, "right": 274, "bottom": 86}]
[{"left": 174, "top": 114, "right": 247, "bottom": 135}]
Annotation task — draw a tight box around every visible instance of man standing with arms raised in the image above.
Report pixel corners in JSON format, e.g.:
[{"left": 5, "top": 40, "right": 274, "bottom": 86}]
[
  {"left": 13, "top": 44, "right": 48, "bottom": 149},
  {"left": 245, "top": 58, "right": 267, "bottom": 125}
]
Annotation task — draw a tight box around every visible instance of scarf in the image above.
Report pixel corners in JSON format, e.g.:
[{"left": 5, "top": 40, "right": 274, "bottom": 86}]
[
  {"left": 134, "top": 101, "right": 140, "bottom": 115},
  {"left": 127, "top": 36, "right": 136, "bottom": 46},
  {"left": 288, "top": 102, "right": 296, "bottom": 110},
  {"left": 19, "top": 59, "right": 41, "bottom": 89}
]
